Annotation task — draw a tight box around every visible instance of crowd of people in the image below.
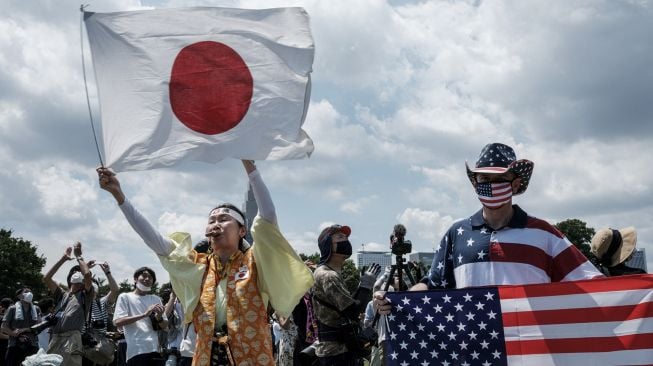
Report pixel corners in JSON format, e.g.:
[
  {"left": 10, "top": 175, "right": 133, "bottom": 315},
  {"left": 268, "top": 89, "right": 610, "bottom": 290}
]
[{"left": 0, "top": 143, "right": 648, "bottom": 366}]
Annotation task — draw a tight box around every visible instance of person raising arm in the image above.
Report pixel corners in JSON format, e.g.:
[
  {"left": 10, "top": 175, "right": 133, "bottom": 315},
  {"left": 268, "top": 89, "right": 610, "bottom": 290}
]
[{"left": 97, "top": 161, "right": 312, "bottom": 366}]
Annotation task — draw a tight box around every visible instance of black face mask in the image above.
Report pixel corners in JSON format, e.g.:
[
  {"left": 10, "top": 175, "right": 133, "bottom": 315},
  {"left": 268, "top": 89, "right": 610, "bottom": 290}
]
[{"left": 334, "top": 240, "right": 353, "bottom": 256}]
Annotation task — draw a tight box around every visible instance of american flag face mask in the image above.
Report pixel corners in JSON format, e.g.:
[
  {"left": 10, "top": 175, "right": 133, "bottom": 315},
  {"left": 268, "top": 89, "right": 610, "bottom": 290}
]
[{"left": 475, "top": 181, "right": 513, "bottom": 208}]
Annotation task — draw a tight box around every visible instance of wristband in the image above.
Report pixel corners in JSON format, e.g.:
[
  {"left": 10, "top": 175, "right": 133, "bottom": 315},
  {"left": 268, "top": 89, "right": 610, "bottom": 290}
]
[
  {"left": 76, "top": 256, "right": 84, "bottom": 261},
  {"left": 105, "top": 271, "right": 111, "bottom": 275}
]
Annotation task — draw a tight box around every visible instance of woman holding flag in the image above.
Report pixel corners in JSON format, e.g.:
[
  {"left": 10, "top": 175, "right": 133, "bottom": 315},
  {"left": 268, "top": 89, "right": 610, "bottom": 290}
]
[{"left": 97, "top": 161, "right": 313, "bottom": 366}]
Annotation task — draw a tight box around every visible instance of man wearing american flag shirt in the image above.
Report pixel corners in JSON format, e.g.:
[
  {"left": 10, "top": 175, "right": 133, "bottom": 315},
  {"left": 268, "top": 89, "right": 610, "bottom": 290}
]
[{"left": 374, "top": 144, "right": 604, "bottom": 354}]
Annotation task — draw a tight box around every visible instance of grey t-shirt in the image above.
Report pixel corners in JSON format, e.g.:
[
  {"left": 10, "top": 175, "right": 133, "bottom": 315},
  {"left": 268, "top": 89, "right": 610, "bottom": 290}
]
[
  {"left": 2, "top": 303, "right": 40, "bottom": 347},
  {"left": 51, "top": 287, "right": 94, "bottom": 334}
]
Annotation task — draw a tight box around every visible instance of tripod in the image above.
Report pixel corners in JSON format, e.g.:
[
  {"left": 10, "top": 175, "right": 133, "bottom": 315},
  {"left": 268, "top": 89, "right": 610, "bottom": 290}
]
[
  {"left": 383, "top": 254, "right": 416, "bottom": 292},
  {"left": 372, "top": 254, "right": 416, "bottom": 328}
]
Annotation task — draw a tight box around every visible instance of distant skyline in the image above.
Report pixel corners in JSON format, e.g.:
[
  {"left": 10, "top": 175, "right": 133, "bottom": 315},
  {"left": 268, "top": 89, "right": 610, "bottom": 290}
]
[{"left": 1, "top": 0, "right": 651, "bottom": 287}]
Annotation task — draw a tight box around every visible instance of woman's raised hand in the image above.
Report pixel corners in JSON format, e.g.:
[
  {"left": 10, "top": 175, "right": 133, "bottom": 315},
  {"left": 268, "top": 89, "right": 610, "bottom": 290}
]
[{"left": 97, "top": 167, "right": 125, "bottom": 204}]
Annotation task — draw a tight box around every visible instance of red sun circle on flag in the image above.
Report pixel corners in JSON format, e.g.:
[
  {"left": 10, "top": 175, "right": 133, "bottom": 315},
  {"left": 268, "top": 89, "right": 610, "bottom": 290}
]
[{"left": 169, "top": 41, "right": 253, "bottom": 135}]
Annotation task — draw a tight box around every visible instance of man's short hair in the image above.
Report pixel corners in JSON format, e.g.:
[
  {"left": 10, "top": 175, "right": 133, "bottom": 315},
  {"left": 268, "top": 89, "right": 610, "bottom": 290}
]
[
  {"left": 15, "top": 287, "right": 30, "bottom": 298},
  {"left": 133, "top": 266, "right": 157, "bottom": 283}
]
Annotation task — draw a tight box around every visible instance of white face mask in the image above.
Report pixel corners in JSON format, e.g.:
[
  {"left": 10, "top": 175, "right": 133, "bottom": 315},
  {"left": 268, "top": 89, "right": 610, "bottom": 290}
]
[
  {"left": 135, "top": 282, "right": 151, "bottom": 292},
  {"left": 22, "top": 292, "right": 33, "bottom": 303}
]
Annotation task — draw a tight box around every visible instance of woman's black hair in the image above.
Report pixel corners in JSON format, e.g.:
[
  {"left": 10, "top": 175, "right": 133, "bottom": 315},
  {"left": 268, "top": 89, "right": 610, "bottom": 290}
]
[{"left": 209, "top": 203, "right": 248, "bottom": 252}]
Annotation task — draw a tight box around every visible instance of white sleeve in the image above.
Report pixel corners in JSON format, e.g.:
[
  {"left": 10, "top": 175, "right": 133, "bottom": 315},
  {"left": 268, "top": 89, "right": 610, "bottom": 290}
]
[
  {"left": 248, "top": 169, "right": 277, "bottom": 225},
  {"left": 363, "top": 301, "right": 375, "bottom": 328},
  {"left": 119, "top": 199, "right": 175, "bottom": 256},
  {"left": 113, "top": 294, "right": 129, "bottom": 322}
]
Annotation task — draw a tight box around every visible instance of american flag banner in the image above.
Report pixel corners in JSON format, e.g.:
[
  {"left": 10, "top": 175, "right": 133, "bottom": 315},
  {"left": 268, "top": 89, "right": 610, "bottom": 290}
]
[{"left": 384, "top": 275, "right": 653, "bottom": 366}]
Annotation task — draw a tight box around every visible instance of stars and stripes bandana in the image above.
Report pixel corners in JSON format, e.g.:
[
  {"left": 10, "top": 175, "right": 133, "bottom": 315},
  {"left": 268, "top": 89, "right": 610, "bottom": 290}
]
[{"left": 475, "top": 181, "right": 513, "bottom": 208}]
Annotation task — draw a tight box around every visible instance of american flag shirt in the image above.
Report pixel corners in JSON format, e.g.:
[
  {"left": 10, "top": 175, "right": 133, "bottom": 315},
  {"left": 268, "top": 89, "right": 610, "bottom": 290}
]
[{"left": 424, "top": 205, "right": 603, "bottom": 289}]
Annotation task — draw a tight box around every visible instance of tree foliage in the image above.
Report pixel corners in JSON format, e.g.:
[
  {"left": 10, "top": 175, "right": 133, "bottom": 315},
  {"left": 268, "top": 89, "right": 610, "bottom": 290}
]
[
  {"left": 341, "top": 259, "right": 361, "bottom": 294},
  {"left": 555, "top": 218, "right": 595, "bottom": 259},
  {"left": 299, "top": 252, "right": 320, "bottom": 265},
  {"left": 0, "top": 229, "right": 48, "bottom": 299},
  {"left": 118, "top": 279, "right": 133, "bottom": 294},
  {"left": 298, "top": 252, "right": 360, "bottom": 294}
]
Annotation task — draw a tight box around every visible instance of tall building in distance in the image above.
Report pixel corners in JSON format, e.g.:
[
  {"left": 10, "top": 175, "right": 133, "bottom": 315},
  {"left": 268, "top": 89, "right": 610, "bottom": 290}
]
[
  {"left": 626, "top": 248, "right": 648, "bottom": 273},
  {"left": 242, "top": 184, "right": 258, "bottom": 244},
  {"left": 357, "top": 251, "right": 393, "bottom": 269}
]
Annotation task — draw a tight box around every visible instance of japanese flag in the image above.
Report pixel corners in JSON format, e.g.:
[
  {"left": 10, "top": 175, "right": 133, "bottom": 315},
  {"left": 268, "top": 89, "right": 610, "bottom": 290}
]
[{"left": 84, "top": 7, "right": 315, "bottom": 171}]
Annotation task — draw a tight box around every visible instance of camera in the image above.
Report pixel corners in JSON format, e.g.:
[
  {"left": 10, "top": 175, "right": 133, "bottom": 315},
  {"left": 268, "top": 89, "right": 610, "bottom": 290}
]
[
  {"left": 390, "top": 224, "right": 412, "bottom": 256},
  {"left": 149, "top": 313, "right": 163, "bottom": 331},
  {"left": 30, "top": 313, "right": 59, "bottom": 334},
  {"left": 92, "top": 319, "right": 106, "bottom": 329}
]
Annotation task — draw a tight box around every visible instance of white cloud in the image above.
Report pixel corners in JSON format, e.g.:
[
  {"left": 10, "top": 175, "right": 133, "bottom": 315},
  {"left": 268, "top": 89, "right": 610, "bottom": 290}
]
[
  {"left": 33, "top": 165, "right": 98, "bottom": 221},
  {"left": 397, "top": 208, "right": 455, "bottom": 249},
  {"left": 340, "top": 195, "right": 378, "bottom": 214}
]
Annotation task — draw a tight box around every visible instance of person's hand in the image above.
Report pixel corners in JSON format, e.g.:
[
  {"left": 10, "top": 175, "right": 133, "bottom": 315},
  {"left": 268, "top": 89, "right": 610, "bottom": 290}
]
[
  {"left": 304, "top": 260, "right": 316, "bottom": 271},
  {"left": 97, "top": 167, "right": 125, "bottom": 204},
  {"left": 73, "top": 242, "right": 83, "bottom": 257},
  {"left": 87, "top": 259, "right": 97, "bottom": 268},
  {"left": 99, "top": 262, "right": 111, "bottom": 274},
  {"left": 63, "top": 247, "right": 74, "bottom": 260},
  {"left": 373, "top": 291, "right": 392, "bottom": 315},
  {"left": 146, "top": 304, "right": 164, "bottom": 316},
  {"left": 15, "top": 328, "right": 30, "bottom": 336},
  {"left": 359, "top": 263, "right": 381, "bottom": 289},
  {"left": 374, "top": 293, "right": 393, "bottom": 315}
]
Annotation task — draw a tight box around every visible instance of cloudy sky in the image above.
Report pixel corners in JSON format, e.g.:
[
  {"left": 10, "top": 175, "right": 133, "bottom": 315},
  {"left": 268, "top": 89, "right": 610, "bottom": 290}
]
[{"left": 2, "top": 0, "right": 652, "bottom": 287}]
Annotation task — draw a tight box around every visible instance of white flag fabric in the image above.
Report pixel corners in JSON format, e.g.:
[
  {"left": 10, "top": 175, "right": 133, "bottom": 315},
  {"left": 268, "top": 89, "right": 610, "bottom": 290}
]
[{"left": 84, "top": 7, "right": 315, "bottom": 171}]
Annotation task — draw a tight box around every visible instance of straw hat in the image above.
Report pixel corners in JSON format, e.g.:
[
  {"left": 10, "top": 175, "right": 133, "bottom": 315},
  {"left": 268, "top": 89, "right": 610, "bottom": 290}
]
[{"left": 590, "top": 227, "right": 637, "bottom": 267}]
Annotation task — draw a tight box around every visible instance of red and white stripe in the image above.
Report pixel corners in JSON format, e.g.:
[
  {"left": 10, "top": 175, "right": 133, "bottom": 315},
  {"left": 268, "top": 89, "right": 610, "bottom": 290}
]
[
  {"left": 499, "top": 275, "right": 653, "bottom": 365},
  {"left": 478, "top": 182, "right": 512, "bottom": 208}
]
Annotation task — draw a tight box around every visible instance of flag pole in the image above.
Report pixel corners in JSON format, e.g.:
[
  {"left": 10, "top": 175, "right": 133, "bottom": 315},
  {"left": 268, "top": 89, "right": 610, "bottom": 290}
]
[{"left": 79, "top": 4, "right": 105, "bottom": 168}]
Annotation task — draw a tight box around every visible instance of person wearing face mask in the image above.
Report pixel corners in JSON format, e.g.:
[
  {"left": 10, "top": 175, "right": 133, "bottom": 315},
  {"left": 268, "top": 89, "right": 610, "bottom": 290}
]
[
  {"left": 80, "top": 260, "right": 120, "bottom": 366},
  {"left": 97, "top": 160, "right": 313, "bottom": 366},
  {"left": 311, "top": 224, "right": 380, "bottom": 365},
  {"left": 374, "top": 143, "right": 602, "bottom": 317},
  {"left": 1, "top": 288, "right": 40, "bottom": 366},
  {"left": 113, "top": 267, "right": 168, "bottom": 366},
  {"left": 43, "top": 242, "right": 95, "bottom": 366}
]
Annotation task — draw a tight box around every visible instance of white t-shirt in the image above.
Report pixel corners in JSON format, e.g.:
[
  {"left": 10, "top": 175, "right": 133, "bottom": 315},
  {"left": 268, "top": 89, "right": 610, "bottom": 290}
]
[{"left": 113, "top": 292, "right": 167, "bottom": 361}]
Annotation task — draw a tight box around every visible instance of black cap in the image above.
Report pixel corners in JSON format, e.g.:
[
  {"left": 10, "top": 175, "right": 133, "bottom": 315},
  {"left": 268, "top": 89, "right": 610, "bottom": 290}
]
[{"left": 317, "top": 224, "right": 351, "bottom": 265}]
